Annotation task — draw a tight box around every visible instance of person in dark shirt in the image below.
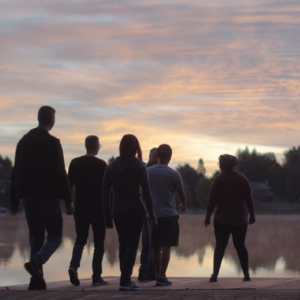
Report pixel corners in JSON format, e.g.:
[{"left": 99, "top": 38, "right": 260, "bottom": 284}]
[
  {"left": 68, "top": 135, "right": 108, "bottom": 287},
  {"left": 103, "top": 134, "right": 157, "bottom": 291},
  {"left": 10, "top": 106, "right": 74, "bottom": 290},
  {"left": 138, "top": 147, "right": 157, "bottom": 282},
  {"left": 205, "top": 154, "right": 255, "bottom": 282}
]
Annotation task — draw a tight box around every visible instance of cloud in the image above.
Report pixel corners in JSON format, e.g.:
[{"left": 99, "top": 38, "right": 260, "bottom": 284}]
[{"left": 0, "top": 0, "right": 300, "bottom": 174}]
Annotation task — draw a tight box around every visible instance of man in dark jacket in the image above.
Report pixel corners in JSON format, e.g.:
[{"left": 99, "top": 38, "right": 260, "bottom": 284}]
[
  {"left": 68, "top": 135, "right": 108, "bottom": 287},
  {"left": 10, "top": 106, "right": 74, "bottom": 290}
]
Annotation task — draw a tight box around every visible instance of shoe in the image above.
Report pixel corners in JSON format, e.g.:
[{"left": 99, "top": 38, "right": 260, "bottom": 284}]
[
  {"left": 155, "top": 276, "right": 172, "bottom": 286},
  {"left": 243, "top": 274, "right": 251, "bottom": 281},
  {"left": 119, "top": 281, "right": 141, "bottom": 291},
  {"left": 27, "top": 277, "right": 47, "bottom": 290},
  {"left": 209, "top": 274, "right": 217, "bottom": 282},
  {"left": 68, "top": 267, "right": 80, "bottom": 286},
  {"left": 92, "top": 277, "right": 109, "bottom": 286},
  {"left": 24, "top": 261, "right": 44, "bottom": 282}
]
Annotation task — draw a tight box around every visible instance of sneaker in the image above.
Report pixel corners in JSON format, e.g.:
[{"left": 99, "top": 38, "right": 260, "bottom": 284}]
[
  {"left": 144, "top": 273, "right": 157, "bottom": 281},
  {"left": 24, "top": 261, "right": 43, "bottom": 282},
  {"left": 155, "top": 276, "right": 172, "bottom": 286},
  {"left": 243, "top": 274, "right": 251, "bottom": 281},
  {"left": 209, "top": 274, "right": 217, "bottom": 282},
  {"left": 92, "top": 277, "right": 109, "bottom": 286},
  {"left": 119, "top": 281, "right": 141, "bottom": 291},
  {"left": 27, "top": 277, "right": 47, "bottom": 290},
  {"left": 68, "top": 267, "right": 80, "bottom": 286}
]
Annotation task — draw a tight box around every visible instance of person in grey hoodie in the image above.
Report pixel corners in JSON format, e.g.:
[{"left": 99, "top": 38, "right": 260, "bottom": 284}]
[{"left": 103, "top": 134, "right": 157, "bottom": 291}]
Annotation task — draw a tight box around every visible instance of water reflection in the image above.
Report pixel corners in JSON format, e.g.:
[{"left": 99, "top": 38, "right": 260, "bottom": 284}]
[{"left": 0, "top": 214, "right": 299, "bottom": 286}]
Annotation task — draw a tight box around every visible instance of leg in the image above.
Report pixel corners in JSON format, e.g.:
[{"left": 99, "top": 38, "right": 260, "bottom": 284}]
[
  {"left": 231, "top": 223, "right": 249, "bottom": 278},
  {"left": 213, "top": 220, "right": 231, "bottom": 278},
  {"left": 70, "top": 213, "right": 90, "bottom": 270},
  {"left": 23, "top": 201, "right": 45, "bottom": 263},
  {"left": 31, "top": 200, "right": 63, "bottom": 266},
  {"left": 139, "top": 219, "right": 150, "bottom": 280},
  {"left": 114, "top": 213, "right": 145, "bottom": 284},
  {"left": 159, "top": 246, "right": 171, "bottom": 277},
  {"left": 90, "top": 213, "right": 106, "bottom": 281},
  {"left": 152, "top": 247, "right": 161, "bottom": 277}
]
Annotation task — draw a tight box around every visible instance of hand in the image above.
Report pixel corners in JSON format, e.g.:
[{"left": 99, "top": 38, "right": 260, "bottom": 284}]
[
  {"left": 10, "top": 204, "right": 19, "bottom": 216},
  {"left": 66, "top": 202, "right": 74, "bottom": 215},
  {"left": 249, "top": 215, "right": 256, "bottom": 225},
  {"left": 204, "top": 217, "right": 210, "bottom": 227},
  {"left": 179, "top": 203, "right": 186, "bottom": 212}
]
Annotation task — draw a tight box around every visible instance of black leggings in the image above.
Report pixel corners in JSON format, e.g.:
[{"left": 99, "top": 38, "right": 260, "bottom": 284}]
[{"left": 213, "top": 220, "right": 249, "bottom": 277}]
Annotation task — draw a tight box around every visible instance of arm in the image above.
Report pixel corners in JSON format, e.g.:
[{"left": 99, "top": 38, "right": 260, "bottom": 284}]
[
  {"left": 176, "top": 189, "right": 187, "bottom": 212},
  {"left": 10, "top": 141, "right": 22, "bottom": 214},
  {"left": 56, "top": 141, "right": 73, "bottom": 205},
  {"left": 245, "top": 180, "right": 255, "bottom": 225},
  {"left": 140, "top": 165, "right": 157, "bottom": 226},
  {"left": 102, "top": 168, "right": 113, "bottom": 228},
  {"left": 205, "top": 178, "right": 218, "bottom": 226}
]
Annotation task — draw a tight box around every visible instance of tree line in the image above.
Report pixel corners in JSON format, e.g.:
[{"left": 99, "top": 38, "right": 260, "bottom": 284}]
[{"left": 1, "top": 145, "right": 300, "bottom": 208}]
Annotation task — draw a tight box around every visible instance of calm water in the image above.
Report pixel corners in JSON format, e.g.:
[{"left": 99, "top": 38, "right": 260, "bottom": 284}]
[{"left": 0, "top": 214, "right": 300, "bottom": 287}]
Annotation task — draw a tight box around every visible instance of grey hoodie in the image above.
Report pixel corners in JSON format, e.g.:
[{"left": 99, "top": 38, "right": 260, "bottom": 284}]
[{"left": 102, "top": 156, "right": 155, "bottom": 227}]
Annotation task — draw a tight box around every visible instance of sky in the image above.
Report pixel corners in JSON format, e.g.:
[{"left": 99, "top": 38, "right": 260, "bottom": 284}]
[{"left": 1, "top": 0, "right": 300, "bottom": 175}]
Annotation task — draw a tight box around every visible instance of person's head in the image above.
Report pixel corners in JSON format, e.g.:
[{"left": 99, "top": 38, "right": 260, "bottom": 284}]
[
  {"left": 119, "top": 134, "right": 142, "bottom": 160},
  {"left": 156, "top": 144, "right": 172, "bottom": 165},
  {"left": 148, "top": 147, "right": 158, "bottom": 165},
  {"left": 37, "top": 106, "right": 56, "bottom": 131},
  {"left": 85, "top": 135, "right": 101, "bottom": 156},
  {"left": 218, "top": 154, "right": 238, "bottom": 171}
]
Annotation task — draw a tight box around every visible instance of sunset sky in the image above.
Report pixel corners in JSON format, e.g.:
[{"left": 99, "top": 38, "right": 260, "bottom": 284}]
[{"left": 1, "top": 0, "right": 299, "bottom": 175}]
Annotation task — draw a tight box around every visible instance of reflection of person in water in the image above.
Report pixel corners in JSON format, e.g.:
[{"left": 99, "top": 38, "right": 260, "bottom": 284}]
[
  {"left": 103, "top": 134, "right": 157, "bottom": 291},
  {"left": 205, "top": 154, "right": 255, "bottom": 282},
  {"left": 11, "top": 106, "right": 74, "bottom": 290}
]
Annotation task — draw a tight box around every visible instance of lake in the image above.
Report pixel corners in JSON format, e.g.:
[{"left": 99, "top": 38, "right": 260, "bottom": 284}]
[{"left": 0, "top": 214, "right": 299, "bottom": 287}]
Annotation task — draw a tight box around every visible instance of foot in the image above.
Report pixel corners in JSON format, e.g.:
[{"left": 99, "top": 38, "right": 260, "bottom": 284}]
[
  {"left": 209, "top": 274, "right": 217, "bottom": 282},
  {"left": 155, "top": 276, "right": 172, "bottom": 286},
  {"left": 68, "top": 267, "right": 80, "bottom": 286},
  {"left": 27, "top": 277, "right": 47, "bottom": 290},
  {"left": 24, "top": 261, "right": 44, "bottom": 283},
  {"left": 243, "top": 274, "right": 251, "bottom": 281},
  {"left": 92, "top": 277, "right": 109, "bottom": 286},
  {"left": 119, "top": 281, "right": 141, "bottom": 291}
]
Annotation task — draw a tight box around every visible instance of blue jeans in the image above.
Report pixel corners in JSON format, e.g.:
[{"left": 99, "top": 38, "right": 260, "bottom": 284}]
[
  {"left": 70, "top": 210, "right": 106, "bottom": 279},
  {"left": 23, "top": 198, "right": 63, "bottom": 267}
]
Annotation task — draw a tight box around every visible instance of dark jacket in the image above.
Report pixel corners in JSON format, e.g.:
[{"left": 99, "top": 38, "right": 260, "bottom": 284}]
[
  {"left": 103, "top": 157, "right": 155, "bottom": 227},
  {"left": 206, "top": 169, "right": 255, "bottom": 225},
  {"left": 68, "top": 155, "right": 107, "bottom": 213},
  {"left": 12, "top": 127, "right": 72, "bottom": 204}
]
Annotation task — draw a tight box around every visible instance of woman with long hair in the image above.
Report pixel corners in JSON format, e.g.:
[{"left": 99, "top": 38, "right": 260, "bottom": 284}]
[
  {"left": 205, "top": 154, "right": 255, "bottom": 282},
  {"left": 103, "top": 134, "right": 157, "bottom": 291}
]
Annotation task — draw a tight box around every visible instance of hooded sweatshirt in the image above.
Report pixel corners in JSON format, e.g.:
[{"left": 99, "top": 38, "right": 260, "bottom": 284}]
[
  {"left": 102, "top": 156, "right": 155, "bottom": 226},
  {"left": 12, "top": 127, "right": 72, "bottom": 204}
]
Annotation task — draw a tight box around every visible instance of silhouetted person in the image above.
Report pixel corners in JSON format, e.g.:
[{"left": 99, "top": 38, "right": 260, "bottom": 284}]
[
  {"left": 205, "top": 154, "right": 255, "bottom": 282},
  {"left": 138, "top": 147, "right": 158, "bottom": 281},
  {"left": 103, "top": 134, "right": 157, "bottom": 291},
  {"left": 10, "top": 106, "right": 74, "bottom": 290},
  {"left": 68, "top": 135, "right": 108, "bottom": 287},
  {"left": 147, "top": 144, "right": 187, "bottom": 286}
]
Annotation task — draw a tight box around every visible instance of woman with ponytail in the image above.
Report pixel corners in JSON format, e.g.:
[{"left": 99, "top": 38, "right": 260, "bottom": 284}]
[{"left": 103, "top": 134, "right": 157, "bottom": 291}]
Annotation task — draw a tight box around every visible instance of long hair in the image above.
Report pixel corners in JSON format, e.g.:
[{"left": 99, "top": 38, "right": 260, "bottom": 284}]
[{"left": 119, "top": 134, "right": 143, "bottom": 161}]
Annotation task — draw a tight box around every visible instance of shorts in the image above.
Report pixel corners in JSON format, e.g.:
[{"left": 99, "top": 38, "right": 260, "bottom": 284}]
[{"left": 151, "top": 215, "right": 179, "bottom": 248}]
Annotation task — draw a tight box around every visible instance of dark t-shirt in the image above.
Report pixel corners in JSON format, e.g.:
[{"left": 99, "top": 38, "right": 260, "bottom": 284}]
[{"left": 68, "top": 156, "right": 107, "bottom": 213}]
